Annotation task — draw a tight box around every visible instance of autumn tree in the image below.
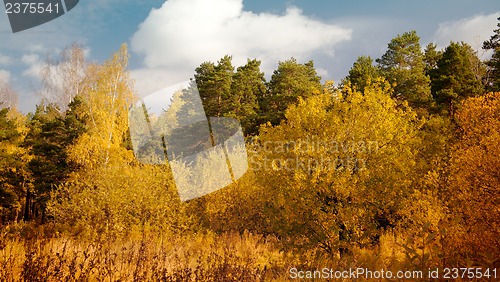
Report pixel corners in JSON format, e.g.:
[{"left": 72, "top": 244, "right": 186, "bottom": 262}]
[
  {"left": 254, "top": 79, "right": 420, "bottom": 255},
  {"left": 46, "top": 44, "right": 196, "bottom": 238},
  {"left": 376, "top": 31, "right": 432, "bottom": 111},
  {"left": 68, "top": 44, "right": 135, "bottom": 168},
  {"left": 446, "top": 92, "right": 500, "bottom": 261},
  {"left": 47, "top": 161, "right": 196, "bottom": 238}
]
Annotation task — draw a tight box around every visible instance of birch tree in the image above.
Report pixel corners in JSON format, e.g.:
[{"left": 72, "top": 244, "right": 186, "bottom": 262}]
[
  {"left": 68, "top": 44, "right": 135, "bottom": 168},
  {"left": 39, "top": 44, "right": 87, "bottom": 112}
]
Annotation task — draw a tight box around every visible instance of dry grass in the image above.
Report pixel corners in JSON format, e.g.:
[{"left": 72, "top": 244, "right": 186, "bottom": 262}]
[
  {"left": 0, "top": 230, "right": 290, "bottom": 282},
  {"left": 1, "top": 225, "right": 497, "bottom": 281}
]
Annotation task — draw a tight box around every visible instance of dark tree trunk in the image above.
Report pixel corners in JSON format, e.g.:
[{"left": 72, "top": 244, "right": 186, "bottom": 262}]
[{"left": 23, "top": 190, "right": 32, "bottom": 221}]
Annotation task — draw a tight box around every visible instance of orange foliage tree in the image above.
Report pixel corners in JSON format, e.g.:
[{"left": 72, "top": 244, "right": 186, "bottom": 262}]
[{"left": 448, "top": 92, "right": 500, "bottom": 263}]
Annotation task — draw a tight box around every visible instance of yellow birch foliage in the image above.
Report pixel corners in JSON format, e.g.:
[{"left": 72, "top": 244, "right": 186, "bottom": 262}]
[
  {"left": 68, "top": 44, "right": 136, "bottom": 169},
  {"left": 47, "top": 45, "right": 195, "bottom": 238}
]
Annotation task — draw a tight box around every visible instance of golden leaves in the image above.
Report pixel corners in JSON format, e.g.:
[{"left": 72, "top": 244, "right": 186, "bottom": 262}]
[
  {"left": 68, "top": 44, "right": 136, "bottom": 169},
  {"left": 447, "top": 92, "right": 500, "bottom": 258}
]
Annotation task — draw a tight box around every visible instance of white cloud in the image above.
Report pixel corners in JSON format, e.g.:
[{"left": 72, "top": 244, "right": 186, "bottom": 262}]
[
  {"left": 0, "top": 70, "right": 11, "bottom": 82},
  {"left": 22, "top": 59, "right": 43, "bottom": 80},
  {"left": 315, "top": 67, "right": 329, "bottom": 78},
  {"left": 21, "top": 54, "right": 40, "bottom": 65},
  {"left": 130, "top": 0, "right": 352, "bottom": 95},
  {"left": 433, "top": 12, "right": 500, "bottom": 58},
  {"left": 0, "top": 54, "right": 13, "bottom": 66}
]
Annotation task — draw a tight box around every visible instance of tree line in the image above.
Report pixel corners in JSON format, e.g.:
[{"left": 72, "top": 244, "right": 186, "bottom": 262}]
[{"left": 0, "top": 19, "right": 499, "bottom": 266}]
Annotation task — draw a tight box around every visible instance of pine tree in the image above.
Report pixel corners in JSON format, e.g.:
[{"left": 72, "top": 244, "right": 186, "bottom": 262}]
[
  {"left": 430, "top": 42, "right": 485, "bottom": 114},
  {"left": 424, "top": 43, "right": 442, "bottom": 74},
  {"left": 24, "top": 100, "right": 86, "bottom": 222},
  {"left": 342, "top": 56, "right": 380, "bottom": 93},
  {"left": 231, "top": 59, "right": 266, "bottom": 135},
  {"left": 483, "top": 17, "right": 500, "bottom": 91},
  {"left": 261, "top": 58, "right": 322, "bottom": 126},
  {"left": 376, "top": 31, "right": 432, "bottom": 111},
  {"left": 194, "top": 55, "right": 234, "bottom": 118}
]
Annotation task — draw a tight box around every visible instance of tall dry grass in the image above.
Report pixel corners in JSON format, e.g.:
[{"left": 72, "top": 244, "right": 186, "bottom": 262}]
[
  {"left": 0, "top": 228, "right": 292, "bottom": 281},
  {"left": 1, "top": 223, "right": 497, "bottom": 281}
]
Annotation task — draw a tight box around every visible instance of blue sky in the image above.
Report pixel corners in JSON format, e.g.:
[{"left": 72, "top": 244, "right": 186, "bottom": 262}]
[{"left": 0, "top": 0, "right": 499, "bottom": 113}]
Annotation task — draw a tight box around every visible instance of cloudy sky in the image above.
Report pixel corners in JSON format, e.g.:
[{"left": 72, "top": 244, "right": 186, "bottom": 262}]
[{"left": 0, "top": 0, "right": 499, "bottom": 113}]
